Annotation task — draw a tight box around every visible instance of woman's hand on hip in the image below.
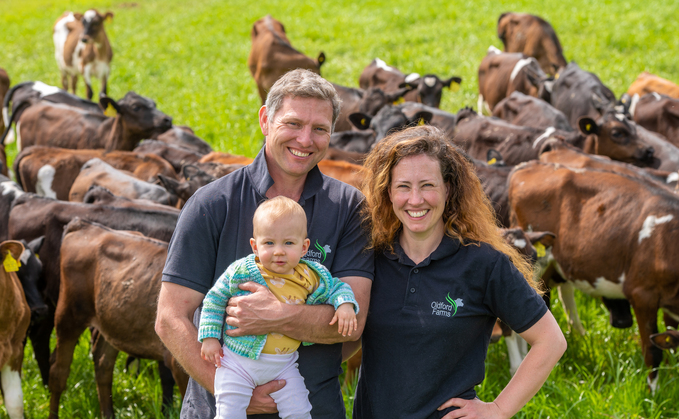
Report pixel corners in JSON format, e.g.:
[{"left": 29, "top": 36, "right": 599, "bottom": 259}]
[{"left": 439, "top": 397, "right": 506, "bottom": 419}]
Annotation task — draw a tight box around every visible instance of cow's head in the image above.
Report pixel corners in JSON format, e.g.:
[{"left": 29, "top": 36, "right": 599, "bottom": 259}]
[
  {"left": 349, "top": 105, "right": 433, "bottom": 143},
  {"left": 358, "top": 86, "right": 413, "bottom": 117},
  {"left": 578, "top": 112, "right": 655, "bottom": 167},
  {"left": 400, "top": 74, "right": 462, "bottom": 108},
  {"left": 80, "top": 9, "right": 113, "bottom": 44},
  {"left": 100, "top": 92, "right": 173, "bottom": 151}
]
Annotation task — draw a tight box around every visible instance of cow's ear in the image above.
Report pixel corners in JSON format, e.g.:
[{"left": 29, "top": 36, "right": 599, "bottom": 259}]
[
  {"left": 349, "top": 113, "right": 371, "bottom": 130},
  {"left": 158, "top": 174, "right": 187, "bottom": 196},
  {"left": 385, "top": 87, "right": 411, "bottom": 103},
  {"left": 443, "top": 76, "right": 463, "bottom": 89},
  {"left": 486, "top": 149, "right": 504, "bottom": 166},
  {"left": 525, "top": 231, "right": 556, "bottom": 249},
  {"left": 412, "top": 111, "right": 433, "bottom": 126},
  {"left": 27, "top": 236, "right": 45, "bottom": 255},
  {"left": 317, "top": 52, "right": 326, "bottom": 68},
  {"left": 99, "top": 96, "right": 121, "bottom": 117},
  {"left": 73, "top": 12, "right": 84, "bottom": 20},
  {"left": 104, "top": 12, "right": 114, "bottom": 22},
  {"left": 578, "top": 117, "right": 599, "bottom": 136}
]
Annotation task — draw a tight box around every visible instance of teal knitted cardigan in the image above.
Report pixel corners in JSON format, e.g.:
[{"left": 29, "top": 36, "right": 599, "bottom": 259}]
[{"left": 197, "top": 254, "right": 359, "bottom": 360}]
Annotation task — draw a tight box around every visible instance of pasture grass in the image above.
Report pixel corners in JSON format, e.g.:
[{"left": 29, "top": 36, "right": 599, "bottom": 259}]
[{"left": 2, "top": 0, "right": 679, "bottom": 417}]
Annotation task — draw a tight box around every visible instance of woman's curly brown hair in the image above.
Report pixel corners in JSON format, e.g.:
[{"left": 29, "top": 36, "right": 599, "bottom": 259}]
[{"left": 360, "top": 125, "right": 540, "bottom": 291}]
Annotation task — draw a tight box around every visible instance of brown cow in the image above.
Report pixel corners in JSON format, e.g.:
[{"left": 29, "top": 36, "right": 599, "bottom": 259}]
[
  {"left": 497, "top": 12, "right": 567, "bottom": 75},
  {"left": 153, "top": 125, "right": 213, "bottom": 155},
  {"left": 53, "top": 10, "right": 113, "bottom": 100},
  {"left": 332, "top": 83, "right": 411, "bottom": 132},
  {"left": 493, "top": 91, "right": 572, "bottom": 131},
  {"left": 14, "top": 92, "right": 172, "bottom": 152},
  {"left": 628, "top": 71, "right": 679, "bottom": 99},
  {"left": 508, "top": 161, "right": 679, "bottom": 392},
  {"left": 0, "top": 241, "right": 31, "bottom": 419},
  {"left": 50, "top": 218, "right": 187, "bottom": 418},
  {"left": 248, "top": 15, "right": 325, "bottom": 104},
  {"left": 134, "top": 139, "right": 204, "bottom": 173},
  {"left": 477, "top": 46, "right": 547, "bottom": 114},
  {"left": 629, "top": 93, "right": 679, "bottom": 146},
  {"left": 14, "top": 145, "right": 178, "bottom": 200}
]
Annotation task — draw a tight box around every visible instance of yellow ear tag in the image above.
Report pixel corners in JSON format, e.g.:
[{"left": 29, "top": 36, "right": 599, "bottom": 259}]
[
  {"left": 3, "top": 252, "right": 21, "bottom": 272},
  {"left": 360, "top": 118, "right": 366, "bottom": 126},
  {"left": 534, "top": 242, "right": 546, "bottom": 258},
  {"left": 585, "top": 123, "right": 592, "bottom": 132},
  {"left": 450, "top": 82, "right": 460, "bottom": 92},
  {"left": 104, "top": 103, "right": 117, "bottom": 117},
  {"left": 318, "top": 56, "right": 324, "bottom": 63},
  {"left": 418, "top": 118, "right": 425, "bottom": 126},
  {"left": 555, "top": 73, "right": 560, "bottom": 80},
  {"left": 392, "top": 97, "right": 405, "bottom": 105},
  {"left": 487, "top": 158, "right": 497, "bottom": 165},
  {"left": 667, "top": 336, "right": 672, "bottom": 344}
]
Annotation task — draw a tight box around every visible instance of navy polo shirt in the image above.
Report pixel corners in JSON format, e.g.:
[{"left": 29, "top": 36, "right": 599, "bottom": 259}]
[
  {"left": 162, "top": 147, "right": 374, "bottom": 419},
  {"left": 354, "top": 235, "right": 547, "bottom": 419}
]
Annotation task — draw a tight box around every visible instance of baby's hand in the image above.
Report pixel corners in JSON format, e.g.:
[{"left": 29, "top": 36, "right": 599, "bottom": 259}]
[
  {"left": 329, "top": 303, "right": 357, "bottom": 337},
  {"left": 201, "top": 338, "right": 224, "bottom": 367}
]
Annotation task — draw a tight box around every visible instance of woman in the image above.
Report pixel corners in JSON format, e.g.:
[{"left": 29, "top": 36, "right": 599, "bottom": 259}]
[{"left": 354, "top": 125, "right": 566, "bottom": 419}]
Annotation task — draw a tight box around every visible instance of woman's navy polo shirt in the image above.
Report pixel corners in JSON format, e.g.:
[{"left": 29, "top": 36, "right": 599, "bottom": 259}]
[{"left": 354, "top": 235, "right": 547, "bottom": 419}]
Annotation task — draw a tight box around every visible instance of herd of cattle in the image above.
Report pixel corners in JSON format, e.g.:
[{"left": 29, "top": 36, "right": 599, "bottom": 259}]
[{"left": 1, "top": 7, "right": 679, "bottom": 419}]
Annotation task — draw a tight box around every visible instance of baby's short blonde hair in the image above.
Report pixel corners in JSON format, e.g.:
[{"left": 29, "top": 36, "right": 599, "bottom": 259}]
[{"left": 253, "top": 196, "right": 308, "bottom": 238}]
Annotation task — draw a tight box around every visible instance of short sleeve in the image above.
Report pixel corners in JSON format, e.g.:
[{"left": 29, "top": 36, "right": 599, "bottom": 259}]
[{"left": 329, "top": 195, "right": 374, "bottom": 281}]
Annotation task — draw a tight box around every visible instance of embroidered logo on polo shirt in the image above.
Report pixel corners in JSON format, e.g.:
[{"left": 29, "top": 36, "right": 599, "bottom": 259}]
[
  {"left": 305, "top": 240, "right": 331, "bottom": 263},
  {"left": 431, "top": 293, "right": 464, "bottom": 317}
]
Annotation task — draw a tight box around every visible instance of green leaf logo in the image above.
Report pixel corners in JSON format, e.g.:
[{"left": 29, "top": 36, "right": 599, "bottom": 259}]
[
  {"left": 315, "top": 240, "right": 327, "bottom": 263},
  {"left": 446, "top": 293, "right": 458, "bottom": 316}
]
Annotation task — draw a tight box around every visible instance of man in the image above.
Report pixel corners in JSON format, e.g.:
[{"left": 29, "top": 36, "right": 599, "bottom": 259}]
[{"left": 155, "top": 69, "right": 374, "bottom": 418}]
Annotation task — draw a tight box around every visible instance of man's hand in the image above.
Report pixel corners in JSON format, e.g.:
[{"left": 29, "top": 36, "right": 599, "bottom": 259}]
[
  {"left": 200, "top": 338, "right": 223, "bottom": 367},
  {"left": 329, "top": 303, "right": 357, "bottom": 337},
  {"left": 225, "top": 282, "right": 288, "bottom": 336},
  {"left": 246, "top": 380, "right": 287, "bottom": 415}
]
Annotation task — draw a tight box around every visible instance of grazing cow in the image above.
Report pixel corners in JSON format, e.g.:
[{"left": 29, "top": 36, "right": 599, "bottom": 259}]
[
  {"left": 0, "top": 68, "right": 9, "bottom": 132},
  {"left": 330, "top": 130, "right": 377, "bottom": 154},
  {"left": 635, "top": 123, "right": 679, "bottom": 172},
  {"left": 14, "top": 146, "right": 178, "bottom": 200},
  {"left": 549, "top": 62, "right": 617, "bottom": 128},
  {"left": 9, "top": 92, "right": 172, "bottom": 152},
  {"left": 453, "top": 107, "right": 655, "bottom": 167},
  {"left": 53, "top": 10, "right": 113, "bottom": 100},
  {"left": 248, "top": 15, "right": 325, "bottom": 104},
  {"left": 358, "top": 58, "right": 462, "bottom": 108},
  {"left": 628, "top": 93, "right": 679, "bottom": 146},
  {"left": 493, "top": 91, "right": 572, "bottom": 131},
  {"left": 508, "top": 161, "right": 679, "bottom": 392},
  {"left": 332, "top": 83, "right": 411, "bottom": 132},
  {"left": 628, "top": 71, "right": 679, "bottom": 99},
  {"left": 134, "top": 140, "right": 204, "bottom": 173},
  {"left": 650, "top": 330, "right": 679, "bottom": 350},
  {"left": 350, "top": 103, "right": 434, "bottom": 143},
  {"left": 0, "top": 241, "right": 31, "bottom": 419},
  {"left": 399, "top": 102, "right": 457, "bottom": 140},
  {"left": 477, "top": 47, "right": 548, "bottom": 114},
  {"left": 497, "top": 12, "right": 567, "bottom": 75},
  {"left": 50, "top": 218, "right": 187, "bottom": 419},
  {"left": 152, "top": 125, "right": 213, "bottom": 155},
  {"left": 69, "top": 158, "right": 178, "bottom": 206}
]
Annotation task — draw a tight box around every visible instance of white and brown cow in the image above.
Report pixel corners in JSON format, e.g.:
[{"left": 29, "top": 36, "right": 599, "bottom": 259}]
[
  {"left": 627, "top": 71, "right": 679, "bottom": 99},
  {"left": 627, "top": 93, "right": 679, "bottom": 147},
  {"left": 0, "top": 240, "right": 31, "bottom": 419},
  {"left": 53, "top": 10, "right": 113, "bottom": 100},
  {"left": 508, "top": 160, "right": 679, "bottom": 392}
]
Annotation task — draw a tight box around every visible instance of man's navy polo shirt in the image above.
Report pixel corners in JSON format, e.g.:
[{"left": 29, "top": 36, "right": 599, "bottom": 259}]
[
  {"left": 162, "top": 147, "right": 374, "bottom": 419},
  {"left": 354, "top": 235, "right": 547, "bottom": 419}
]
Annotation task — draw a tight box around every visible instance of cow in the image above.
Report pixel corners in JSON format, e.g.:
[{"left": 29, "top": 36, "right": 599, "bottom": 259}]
[
  {"left": 497, "top": 12, "right": 567, "bottom": 75},
  {"left": 9, "top": 193, "right": 179, "bottom": 384},
  {"left": 0, "top": 241, "right": 31, "bottom": 419},
  {"left": 134, "top": 140, "right": 204, "bottom": 173},
  {"left": 332, "top": 83, "right": 411, "bottom": 132},
  {"left": 8, "top": 91, "right": 172, "bottom": 152},
  {"left": 508, "top": 160, "right": 679, "bottom": 392},
  {"left": 453, "top": 107, "right": 655, "bottom": 167},
  {"left": 69, "top": 158, "right": 178, "bottom": 206},
  {"left": 50, "top": 218, "right": 187, "bottom": 418},
  {"left": 493, "top": 91, "right": 572, "bottom": 131},
  {"left": 0, "top": 68, "right": 9, "bottom": 132},
  {"left": 469, "top": 151, "right": 513, "bottom": 227},
  {"left": 248, "top": 15, "right": 325, "bottom": 104},
  {"left": 157, "top": 163, "right": 244, "bottom": 206},
  {"left": 650, "top": 330, "right": 679, "bottom": 350},
  {"left": 399, "top": 102, "right": 457, "bottom": 140},
  {"left": 477, "top": 46, "right": 548, "bottom": 114},
  {"left": 549, "top": 62, "right": 617, "bottom": 129},
  {"left": 635, "top": 123, "right": 679, "bottom": 172},
  {"left": 14, "top": 145, "right": 178, "bottom": 200},
  {"left": 349, "top": 103, "right": 434, "bottom": 144},
  {"left": 323, "top": 146, "right": 366, "bottom": 165},
  {"left": 53, "top": 10, "right": 113, "bottom": 100},
  {"left": 627, "top": 93, "right": 679, "bottom": 147},
  {"left": 152, "top": 125, "right": 213, "bottom": 155},
  {"left": 358, "top": 58, "right": 462, "bottom": 108},
  {"left": 628, "top": 71, "right": 679, "bottom": 99},
  {"left": 82, "top": 185, "right": 182, "bottom": 213},
  {"left": 330, "top": 130, "right": 377, "bottom": 154}
]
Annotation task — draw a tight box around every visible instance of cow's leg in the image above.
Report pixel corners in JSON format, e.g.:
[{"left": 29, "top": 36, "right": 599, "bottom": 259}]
[
  {"left": 91, "top": 331, "right": 119, "bottom": 419},
  {"left": 557, "top": 282, "right": 586, "bottom": 336},
  {"left": 158, "top": 361, "right": 176, "bottom": 415},
  {"left": 477, "top": 94, "right": 484, "bottom": 116},
  {"left": 49, "top": 323, "right": 86, "bottom": 419},
  {"left": 629, "top": 288, "right": 663, "bottom": 394},
  {"left": 29, "top": 307, "right": 55, "bottom": 386},
  {"left": 60, "top": 72, "right": 68, "bottom": 91},
  {"left": 83, "top": 65, "right": 94, "bottom": 100},
  {"left": 1, "top": 364, "right": 24, "bottom": 419},
  {"left": 69, "top": 75, "right": 77, "bottom": 96}
]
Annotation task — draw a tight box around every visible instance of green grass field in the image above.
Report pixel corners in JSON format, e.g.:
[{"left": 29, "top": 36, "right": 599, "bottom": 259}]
[{"left": 2, "top": 0, "right": 679, "bottom": 417}]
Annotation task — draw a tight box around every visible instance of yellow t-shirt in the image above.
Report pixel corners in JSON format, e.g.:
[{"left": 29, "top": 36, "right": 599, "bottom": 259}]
[{"left": 257, "top": 259, "right": 320, "bottom": 355}]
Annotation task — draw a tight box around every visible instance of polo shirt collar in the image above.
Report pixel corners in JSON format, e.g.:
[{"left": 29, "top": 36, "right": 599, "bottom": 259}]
[
  {"left": 384, "top": 233, "right": 462, "bottom": 267},
  {"left": 246, "top": 145, "right": 325, "bottom": 204}
]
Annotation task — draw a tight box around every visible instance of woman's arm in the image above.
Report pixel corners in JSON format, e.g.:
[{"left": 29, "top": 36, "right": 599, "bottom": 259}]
[{"left": 438, "top": 311, "right": 566, "bottom": 419}]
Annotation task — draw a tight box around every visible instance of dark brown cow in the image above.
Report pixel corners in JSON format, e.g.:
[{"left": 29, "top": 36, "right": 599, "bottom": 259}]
[
  {"left": 332, "top": 83, "right": 411, "bottom": 132},
  {"left": 50, "top": 218, "right": 187, "bottom": 419},
  {"left": 399, "top": 102, "right": 457, "bottom": 140},
  {"left": 157, "top": 163, "right": 244, "bottom": 206},
  {"left": 13, "top": 92, "right": 172, "bottom": 152},
  {"left": 82, "top": 185, "right": 182, "bottom": 212},
  {"left": 358, "top": 58, "right": 461, "bottom": 108},
  {"left": 14, "top": 146, "right": 178, "bottom": 200},
  {"left": 134, "top": 139, "right": 204, "bottom": 173},
  {"left": 628, "top": 71, "right": 679, "bottom": 99},
  {"left": 497, "top": 12, "right": 566, "bottom": 75},
  {"left": 53, "top": 10, "right": 113, "bottom": 100},
  {"left": 248, "top": 15, "right": 325, "bottom": 104},
  {"left": 0, "top": 241, "right": 31, "bottom": 419},
  {"left": 508, "top": 161, "right": 679, "bottom": 392},
  {"left": 323, "top": 146, "right": 366, "bottom": 165},
  {"left": 152, "top": 125, "right": 213, "bottom": 155},
  {"left": 453, "top": 107, "right": 655, "bottom": 167},
  {"left": 635, "top": 123, "right": 679, "bottom": 172},
  {"left": 650, "top": 330, "right": 679, "bottom": 350},
  {"left": 329, "top": 130, "right": 376, "bottom": 154},
  {"left": 629, "top": 93, "right": 679, "bottom": 146},
  {"left": 350, "top": 103, "right": 434, "bottom": 143},
  {"left": 493, "top": 91, "right": 572, "bottom": 131},
  {"left": 0, "top": 68, "right": 9, "bottom": 132},
  {"left": 477, "top": 47, "right": 547, "bottom": 113}
]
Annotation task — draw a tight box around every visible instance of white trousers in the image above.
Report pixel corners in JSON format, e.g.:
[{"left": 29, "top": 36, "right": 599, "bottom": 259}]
[{"left": 214, "top": 347, "right": 312, "bottom": 419}]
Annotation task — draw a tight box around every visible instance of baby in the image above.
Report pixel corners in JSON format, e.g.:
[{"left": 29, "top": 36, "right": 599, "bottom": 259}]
[{"left": 198, "top": 196, "right": 359, "bottom": 419}]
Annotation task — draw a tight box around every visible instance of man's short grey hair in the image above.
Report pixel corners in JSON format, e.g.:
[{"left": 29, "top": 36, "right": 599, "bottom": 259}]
[{"left": 265, "top": 69, "right": 342, "bottom": 131}]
